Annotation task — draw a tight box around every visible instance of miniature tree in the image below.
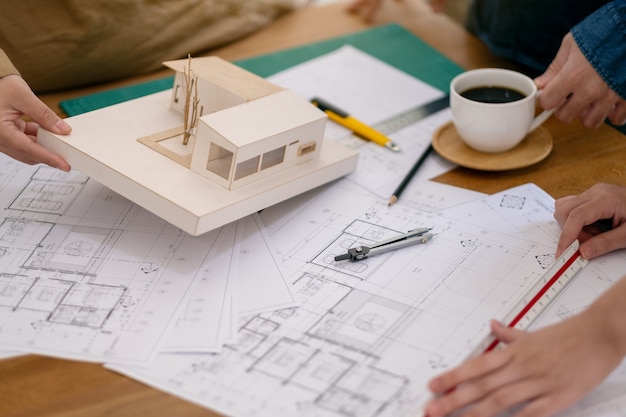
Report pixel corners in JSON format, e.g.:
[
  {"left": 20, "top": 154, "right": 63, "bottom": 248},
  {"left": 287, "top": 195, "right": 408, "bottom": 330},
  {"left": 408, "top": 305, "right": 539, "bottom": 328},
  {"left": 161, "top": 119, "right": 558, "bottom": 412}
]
[{"left": 182, "top": 55, "right": 200, "bottom": 145}]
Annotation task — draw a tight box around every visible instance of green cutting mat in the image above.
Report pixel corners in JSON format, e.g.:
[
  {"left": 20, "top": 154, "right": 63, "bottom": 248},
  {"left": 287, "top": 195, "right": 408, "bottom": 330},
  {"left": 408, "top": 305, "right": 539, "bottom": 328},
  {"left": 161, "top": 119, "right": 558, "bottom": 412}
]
[{"left": 60, "top": 24, "right": 464, "bottom": 117}]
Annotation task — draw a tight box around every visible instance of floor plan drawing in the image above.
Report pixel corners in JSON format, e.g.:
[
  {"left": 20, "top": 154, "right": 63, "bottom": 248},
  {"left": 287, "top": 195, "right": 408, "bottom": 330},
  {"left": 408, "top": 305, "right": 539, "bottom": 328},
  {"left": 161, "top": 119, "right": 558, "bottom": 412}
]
[
  {"left": 439, "top": 183, "right": 562, "bottom": 246},
  {"left": 0, "top": 156, "right": 236, "bottom": 364},
  {"left": 0, "top": 272, "right": 126, "bottom": 330},
  {"left": 160, "top": 222, "right": 239, "bottom": 353},
  {"left": 23, "top": 222, "right": 121, "bottom": 275},
  {"left": 9, "top": 167, "right": 89, "bottom": 216},
  {"left": 110, "top": 178, "right": 626, "bottom": 417},
  {"left": 111, "top": 179, "right": 575, "bottom": 417},
  {"left": 5, "top": 46, "right": 626, "bottom": 417}
]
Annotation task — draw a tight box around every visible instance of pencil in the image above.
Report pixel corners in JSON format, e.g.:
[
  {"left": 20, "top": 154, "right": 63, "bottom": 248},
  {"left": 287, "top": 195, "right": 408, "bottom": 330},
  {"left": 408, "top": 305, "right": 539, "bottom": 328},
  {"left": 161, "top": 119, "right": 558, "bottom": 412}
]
[{"left": 388, "top": 143, "right": 434, "bottom": 206}]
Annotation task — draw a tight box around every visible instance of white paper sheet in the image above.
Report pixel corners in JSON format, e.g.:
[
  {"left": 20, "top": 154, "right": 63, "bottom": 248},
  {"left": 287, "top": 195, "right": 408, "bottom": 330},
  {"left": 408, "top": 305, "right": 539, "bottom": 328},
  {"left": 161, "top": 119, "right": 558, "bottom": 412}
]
[
  {"left": 269, "top": 45, "right": 456, "bottom": 199},
  {"left": 159, "top": 223, "right": 238, "bottom": 353},
  {"left": 0, "top": 351, "right": 24, "bottom": 360},
  {"left": 0, "top": 161, "right": 218, "bottom": 364},
  {"left": 108, "top": 44, "right": 626, "bottom": 416},
  {"left": 238, "top": 214, "right": 299, "bottom": 316},
  {"left": 110, "top": 181, "right": 626, "bottom": 417}
]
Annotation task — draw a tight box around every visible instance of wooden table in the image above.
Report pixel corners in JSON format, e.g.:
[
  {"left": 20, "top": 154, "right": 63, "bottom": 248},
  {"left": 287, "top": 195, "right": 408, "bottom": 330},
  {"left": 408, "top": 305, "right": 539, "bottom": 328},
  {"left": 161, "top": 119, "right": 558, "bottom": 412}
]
[{"left": 3, "top": 2, "right": 626, "bottom": 417}]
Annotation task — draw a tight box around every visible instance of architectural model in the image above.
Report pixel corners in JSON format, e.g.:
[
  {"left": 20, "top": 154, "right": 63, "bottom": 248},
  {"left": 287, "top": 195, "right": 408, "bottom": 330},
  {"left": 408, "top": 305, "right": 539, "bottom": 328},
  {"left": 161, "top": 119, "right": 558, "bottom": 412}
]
[{"left": 38, "top": 56, "right": 358, "bottom": 235}]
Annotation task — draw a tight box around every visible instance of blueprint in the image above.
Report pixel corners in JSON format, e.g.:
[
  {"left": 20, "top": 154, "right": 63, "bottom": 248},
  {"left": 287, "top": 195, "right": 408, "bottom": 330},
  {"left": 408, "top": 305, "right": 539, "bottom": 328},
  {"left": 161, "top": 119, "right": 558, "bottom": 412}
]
[
  {"left": 160, "top": 215, "right": 299, "bottom": 353},
  {"left": 441, "top": 184, "right": 626, "bottom": 417},
  {"left": 159, "top": 222, "right": 239, "bottom": 353},
  {"left": 439, "top": 183, "right": 562, "bottom": 246},
  {"left": 0, "top": 159, "right": 297, "bottom": 362},
  {"left": 0, "top": 159, "right": 238, "bottom": 364},
  {"left": 5, "top": 45, "right": 626, "bottom": 417},
  {"left": 237, "top": 214, "right": 299, "bottom": 317},
  {"left": 108, "top": 45, "right": 626, "bottom": 412},
  {"left": 110, "top": 180, "right": 626, "bottom": 417}
]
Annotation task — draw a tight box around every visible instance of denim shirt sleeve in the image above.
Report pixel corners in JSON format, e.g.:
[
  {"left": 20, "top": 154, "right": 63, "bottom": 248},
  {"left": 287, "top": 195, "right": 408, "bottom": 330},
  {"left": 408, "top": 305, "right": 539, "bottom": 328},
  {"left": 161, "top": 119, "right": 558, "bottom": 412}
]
[{"left": 572, "top": 0, "right": 626, "bottom": 100}]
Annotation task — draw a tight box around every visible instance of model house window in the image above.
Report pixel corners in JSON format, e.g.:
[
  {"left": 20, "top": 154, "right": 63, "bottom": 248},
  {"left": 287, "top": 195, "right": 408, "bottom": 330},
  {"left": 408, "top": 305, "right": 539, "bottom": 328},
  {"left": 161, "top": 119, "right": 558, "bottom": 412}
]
[
  {"left": 298, "top": 141, "right": 316, "bottom": 156},
  {"left": 206, "top": 143, "right": 233, "bottom": 180},
  {"left": 260, "top": 146, "right": 286, "bottom": 170},
  {"left": 234, "top": 156, "right": 260, "bottom": 180}
]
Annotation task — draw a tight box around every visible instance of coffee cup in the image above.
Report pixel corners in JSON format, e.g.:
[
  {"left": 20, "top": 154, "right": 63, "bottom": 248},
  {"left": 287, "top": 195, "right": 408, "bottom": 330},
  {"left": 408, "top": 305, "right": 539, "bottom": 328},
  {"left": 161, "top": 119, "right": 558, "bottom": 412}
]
[{"left": 450, "top": 68, "right": 553, "bottom": 153}]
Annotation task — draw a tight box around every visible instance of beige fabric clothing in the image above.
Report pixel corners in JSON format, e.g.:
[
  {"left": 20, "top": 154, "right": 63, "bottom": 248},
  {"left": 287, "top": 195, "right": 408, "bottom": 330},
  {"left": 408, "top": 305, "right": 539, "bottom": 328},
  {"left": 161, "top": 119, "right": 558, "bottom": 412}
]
[
  {"left": 0, "top": 49, "right": 19, "bottom": 78},
  {"left": 0, "top": 0, "right": 299, "bottom": 92}
]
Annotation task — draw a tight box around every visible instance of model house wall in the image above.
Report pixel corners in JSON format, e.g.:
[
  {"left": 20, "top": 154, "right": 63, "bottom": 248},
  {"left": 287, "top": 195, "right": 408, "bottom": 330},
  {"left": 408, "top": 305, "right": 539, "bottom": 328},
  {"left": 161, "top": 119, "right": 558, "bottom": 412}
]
[
  {"left": 162, "top": 57, "right": 327, "bottom": 190},
  {"left": 164, "top": 57, "right": 283, "bottom": 116}
]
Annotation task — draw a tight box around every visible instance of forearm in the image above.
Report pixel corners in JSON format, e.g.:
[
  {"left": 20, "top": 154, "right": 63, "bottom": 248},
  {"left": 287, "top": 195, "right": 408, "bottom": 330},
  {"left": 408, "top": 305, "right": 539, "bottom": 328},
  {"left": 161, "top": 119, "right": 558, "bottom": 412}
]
[{"left": 584, "top": 275, "right": 626, "bottom": 358}]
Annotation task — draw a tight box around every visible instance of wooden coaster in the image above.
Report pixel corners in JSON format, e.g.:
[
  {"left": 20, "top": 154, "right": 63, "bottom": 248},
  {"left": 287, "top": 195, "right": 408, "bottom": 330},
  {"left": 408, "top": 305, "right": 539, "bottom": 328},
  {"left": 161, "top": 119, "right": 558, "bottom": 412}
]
[{"left": 432, "top": 121, "right": 553, "bottom": 171}]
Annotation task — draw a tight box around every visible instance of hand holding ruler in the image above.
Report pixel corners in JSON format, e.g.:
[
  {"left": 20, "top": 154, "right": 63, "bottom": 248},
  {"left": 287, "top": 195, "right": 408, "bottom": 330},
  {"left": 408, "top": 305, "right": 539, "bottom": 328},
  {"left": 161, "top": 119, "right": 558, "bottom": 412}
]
[
  {"left": 472, "top": 239, "right": 587, "bottom": 356},
  {"left": 421, "top": 240, "right": 587, "bottom": 417}
]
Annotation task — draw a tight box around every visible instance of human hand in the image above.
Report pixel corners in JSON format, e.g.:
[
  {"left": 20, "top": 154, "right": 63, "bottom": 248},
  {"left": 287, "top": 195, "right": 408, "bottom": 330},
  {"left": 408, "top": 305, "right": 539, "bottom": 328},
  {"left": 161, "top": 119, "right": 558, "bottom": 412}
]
[
  {"left": 429, "top": 0, "right": 447, "bottom": 13},
  {"left": 425, "top": 314, "right": 624, "bottom": 417},
  {"left": 346, "top": 0, "right": 447, "bottom": 21},
  {"left": 554, "top": 183, "right": 626, "bottom": 259},
  {"left": 345, "top": 0, "right": 395, "bottom": 21},
  {"left": 535, "top": 33, "right": 626, "bottom": 129},
  {"left": 0, "top": 74, "right": 71, "bottom": 171}
]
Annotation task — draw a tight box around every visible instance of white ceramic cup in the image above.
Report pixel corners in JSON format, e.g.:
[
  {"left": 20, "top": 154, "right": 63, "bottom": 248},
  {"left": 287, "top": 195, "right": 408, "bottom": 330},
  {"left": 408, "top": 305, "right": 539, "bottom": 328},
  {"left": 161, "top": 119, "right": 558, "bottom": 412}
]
[{"left": 450, "top": 68, "right": 553, "bottom": 153}]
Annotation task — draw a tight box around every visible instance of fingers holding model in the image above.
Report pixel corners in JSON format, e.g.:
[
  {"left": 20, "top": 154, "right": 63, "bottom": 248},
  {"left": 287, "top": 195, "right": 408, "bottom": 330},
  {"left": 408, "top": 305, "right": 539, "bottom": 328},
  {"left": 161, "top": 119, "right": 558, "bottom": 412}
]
[{"left": 0, "top": 74, "right": 71, "bottom": 171}]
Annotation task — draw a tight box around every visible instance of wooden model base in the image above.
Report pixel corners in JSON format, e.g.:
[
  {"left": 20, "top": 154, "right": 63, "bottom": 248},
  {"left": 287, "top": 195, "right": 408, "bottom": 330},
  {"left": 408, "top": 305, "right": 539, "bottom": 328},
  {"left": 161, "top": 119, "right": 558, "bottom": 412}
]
[{"left": 38, "top": 91, "right": 358, "bottom": 235}]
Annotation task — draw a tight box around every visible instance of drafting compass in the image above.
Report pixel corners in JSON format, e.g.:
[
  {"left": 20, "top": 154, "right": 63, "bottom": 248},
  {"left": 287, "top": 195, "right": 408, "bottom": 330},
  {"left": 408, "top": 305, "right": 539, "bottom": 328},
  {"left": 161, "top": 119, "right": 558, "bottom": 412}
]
[{"left": 334, "top": 227, "right": 434, "bottom": 262}]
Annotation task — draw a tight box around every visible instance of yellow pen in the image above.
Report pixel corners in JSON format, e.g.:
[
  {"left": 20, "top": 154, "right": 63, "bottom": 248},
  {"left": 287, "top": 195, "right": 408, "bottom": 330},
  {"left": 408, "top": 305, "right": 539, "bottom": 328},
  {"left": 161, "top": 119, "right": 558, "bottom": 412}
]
[{"left": 311, "top": 97, "right": 400, "bottom": 152}]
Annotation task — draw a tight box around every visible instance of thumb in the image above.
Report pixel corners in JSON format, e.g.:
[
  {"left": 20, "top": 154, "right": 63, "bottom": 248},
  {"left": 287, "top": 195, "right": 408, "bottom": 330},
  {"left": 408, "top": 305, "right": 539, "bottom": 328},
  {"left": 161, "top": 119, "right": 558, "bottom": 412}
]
[
  {"left": 535, "top": 69, "right": 555, "bottom": 90},
  {"left": 535, "top": 55, "right": 564, "bottom": 90}
]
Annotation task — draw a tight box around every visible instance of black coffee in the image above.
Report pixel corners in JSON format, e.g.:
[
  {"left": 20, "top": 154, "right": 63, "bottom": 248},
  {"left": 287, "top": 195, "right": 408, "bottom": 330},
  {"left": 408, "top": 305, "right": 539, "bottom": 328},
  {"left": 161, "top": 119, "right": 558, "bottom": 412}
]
[{"left": 460, "top": 86, "right": 526, "bottom": 103}]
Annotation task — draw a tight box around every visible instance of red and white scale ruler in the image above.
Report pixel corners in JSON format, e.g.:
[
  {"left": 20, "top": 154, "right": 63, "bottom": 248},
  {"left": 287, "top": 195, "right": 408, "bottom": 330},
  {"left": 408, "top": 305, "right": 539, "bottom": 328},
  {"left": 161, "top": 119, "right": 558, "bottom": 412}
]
[
  {"left": 420, "top": 240, "right": 588, "bottom": 417},
  {"left": 468, "top": 239, "right": 588, "bottom": 357}
]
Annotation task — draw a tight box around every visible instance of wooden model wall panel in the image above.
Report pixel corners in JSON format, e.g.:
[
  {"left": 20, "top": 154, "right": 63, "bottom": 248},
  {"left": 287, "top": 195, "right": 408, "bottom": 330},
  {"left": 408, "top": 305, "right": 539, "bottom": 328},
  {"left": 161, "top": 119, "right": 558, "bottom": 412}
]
[
  {"left": 164, "top": 57, "right": 283, "bottom": 110},
  {"left": 191, "top": 90, "right": 326, "bottom": 189}
]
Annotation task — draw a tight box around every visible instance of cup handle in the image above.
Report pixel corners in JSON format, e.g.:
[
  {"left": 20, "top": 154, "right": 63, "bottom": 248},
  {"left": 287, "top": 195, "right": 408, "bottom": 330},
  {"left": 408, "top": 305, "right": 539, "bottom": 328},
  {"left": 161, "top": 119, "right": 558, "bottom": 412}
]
[
  {"left": 530, "top": 108, "right": 554, "bottom": 131},
  {"left": 529, "top": 90, "right": 554, "bottom": 132}
]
